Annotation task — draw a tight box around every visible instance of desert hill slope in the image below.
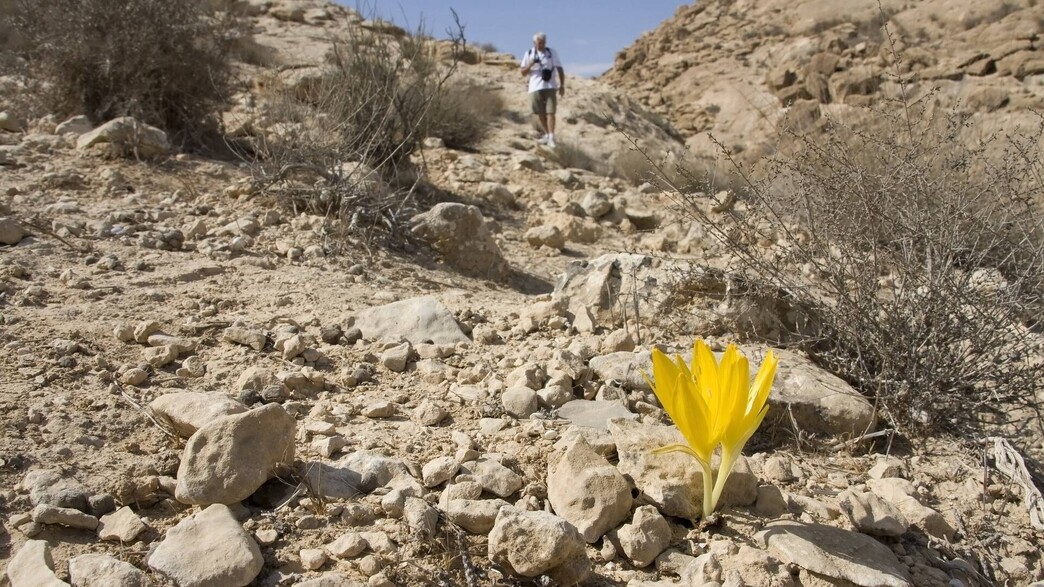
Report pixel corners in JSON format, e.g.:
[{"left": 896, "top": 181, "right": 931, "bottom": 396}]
[{"left": 603, "top": 0, "right": 1044, "bottom": 164}]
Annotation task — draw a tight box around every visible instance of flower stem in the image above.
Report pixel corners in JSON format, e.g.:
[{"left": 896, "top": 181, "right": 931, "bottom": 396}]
[
  {"left": 699, "top": 460, "right": 715, "bottom": 519},
  {"left": 710, "top": 449, "right": 738, "bottom": 512}
]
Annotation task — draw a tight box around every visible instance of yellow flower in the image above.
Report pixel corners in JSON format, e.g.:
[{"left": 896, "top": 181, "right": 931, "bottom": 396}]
[{"left": 645, "top": 340, "right": 778, "bottom": 518}]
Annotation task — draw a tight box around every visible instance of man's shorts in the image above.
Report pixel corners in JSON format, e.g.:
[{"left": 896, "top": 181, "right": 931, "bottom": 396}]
[{"left": 531, "top": 89, "right": 557, "bottom": 115}]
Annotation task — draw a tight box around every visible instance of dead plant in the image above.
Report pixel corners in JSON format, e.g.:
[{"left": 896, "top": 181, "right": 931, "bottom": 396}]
[
  {"left": 630, "top": 70, "right": 1044, "bottom": 441},
  {"left": 244, "top": 12, "right": 473, "bottom": 252}
]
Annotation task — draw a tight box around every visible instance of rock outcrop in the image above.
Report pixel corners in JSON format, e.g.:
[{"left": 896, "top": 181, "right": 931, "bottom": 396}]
[{"left": 602, "top": 0, "right": 1044, "bottom": 165}]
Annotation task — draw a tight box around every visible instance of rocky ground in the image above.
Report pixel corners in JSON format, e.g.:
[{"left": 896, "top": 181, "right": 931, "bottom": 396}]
[{"left": 1, "top": 2, "right": 1043, "bottom": 587}]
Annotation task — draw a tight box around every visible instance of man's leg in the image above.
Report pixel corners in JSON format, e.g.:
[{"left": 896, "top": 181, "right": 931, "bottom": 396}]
[
  {"left": 537, "top": 113, "right": 550, "bottom": 136},
  {"left": 545, "top": 91, "right": 558, "bottom": 147}
]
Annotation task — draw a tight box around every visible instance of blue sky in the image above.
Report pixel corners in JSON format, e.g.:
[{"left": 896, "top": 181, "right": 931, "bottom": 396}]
[{"left": 354, "top": 1, "right": 688, "bottom": 78}]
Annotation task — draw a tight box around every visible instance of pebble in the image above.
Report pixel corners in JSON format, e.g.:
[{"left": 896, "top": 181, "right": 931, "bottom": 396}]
[
  {"left": 380, "top": 342, "right": 411, "bottom": 372},
  {"left": 358, "top": 554, "right": 382, "bottom": 576},
  {"left": 301, "top": 548, "right": 328, "bottom": 570},
  {"left": 412, "top": 399, "right": 447, "bottom": 426},
  {"left": 133, "top": 321, "right": 160, "bottom": 343},
  {"left": 97, "top": 506, "right": 147, "bottom": 542},
  {"left": 502, "top": 386, "right": 539, "bottom": 419},
  {"left": 363, "top": 401, "right": 396, "bottom": 419},
  {"left": 616, "top": 505, "right": 672, "bottom": 567},
  {"left": 313, "top": 435, "right": 347, "bottom": 458},
  {"left": 255, "top": 528, "right": 279, "bottom": 546},
  {"left": 176, "top": 355, "right": 206, "bottom": 377},
  {"left": 223, "top": 326, "right": 267, "bottom": 351},
  {"left": 32, "top": 503, "right": 99, "bottom": 530},
  {"left": 328, "top": 532, "right": 367, "bottom": 558},
  {"left": 297, "top": 515, "right": 322, "bottom": 529},
  {"left": 143, "top": 345, "right": 178, "bottom": 368},
  {"left": 120, "top": 368, "right": 148, "bottom": 386},
  {"left": 422, "top": 456, "right": 460, "bottom": 488}
]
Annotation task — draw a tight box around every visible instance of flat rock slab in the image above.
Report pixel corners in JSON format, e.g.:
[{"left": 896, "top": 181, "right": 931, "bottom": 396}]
[
  {"left": 148, "top": 504, "right": 263, "bottom": 587},
  {"left": 588, "top": 351, "right": 653, "bottom": 393},
  {"left": 6, "top": 540, "right": 69, "bottom": 587},
  {"left": 69, "top": 554, "right": 147, "bottom": 587},
  {"left": 349, "top": 296, "right": 469, "bottom": 345},
  {"left": 757, "top": 520, "right": 912, "bottom": 587},
  {"left": 98, "top": 506, "right": 147, "bottom": 543},
  {"left": 557, "top": 399, "right": 638, "bottom": 429}
]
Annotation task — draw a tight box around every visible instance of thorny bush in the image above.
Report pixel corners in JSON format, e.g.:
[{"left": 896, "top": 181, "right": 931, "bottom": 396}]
[
  {"left": 247, "top": 18, "right": 489, "bottom": 251},
  {"left": 15, "top": 0, "right": 235, "bottom": 148},
  {"left": 646, "top": 93, "right": 1044, "bottom": 441}
]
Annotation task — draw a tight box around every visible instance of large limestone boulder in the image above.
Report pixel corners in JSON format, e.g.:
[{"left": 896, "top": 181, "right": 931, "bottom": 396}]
[
  {"left": 552, "top": 253, "right": 671, "bottom": 329},
  {"left": 148, "top": 504, "right": 263, "bottom": 587},
  {"left": 487, "top": 507, "right": 591, "bottom": 585},
  {"left": 746, "top": 347, "right": 877, "bottom": 438},
  {"left": 76, "top": 117, "right": 170, "bottom": 158},
  {"left": 175, "top": 404, "right": 295, "bottom": 505},
  {"left": 547, "top": 437, "right": 633, "bottom": 542},
  {"left": 608, "top": 417, "right": 757, "bottom": 520},
  {"left": 150, "top": 392, "right": 248, "bottom": 438},
  {"left": 410, "top": 203, "right": 509, "bottom": 280}
]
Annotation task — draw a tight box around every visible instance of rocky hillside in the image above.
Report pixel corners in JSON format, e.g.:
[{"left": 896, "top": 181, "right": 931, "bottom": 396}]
[
  {"left": 0, "top": 1, "right": 1042, "bottom": 587},
  {"left": 603, "top": 0, "right": 1044, "bottom": 164}
]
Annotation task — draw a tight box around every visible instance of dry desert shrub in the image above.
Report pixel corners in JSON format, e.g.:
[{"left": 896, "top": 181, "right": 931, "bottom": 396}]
[
  {"left": 426, "top": 82, "right": 504, "bottom": 150},
  {"left": 649, "top": 97, "right": 1044, "bottom": 440},
  {"left": 611, "top": 147, "right": 745, "bottom": 195},
  {"left": 15, "top": 0, "right": 235, "bottom": 148},
  {"left": 247, "top": 18, "right": 489, "bottom": 250}
]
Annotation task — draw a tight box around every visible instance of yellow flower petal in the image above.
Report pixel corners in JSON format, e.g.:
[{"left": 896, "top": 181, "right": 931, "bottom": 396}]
[{"left": 647, "top": 340, "right": 780, "bottom": 519}]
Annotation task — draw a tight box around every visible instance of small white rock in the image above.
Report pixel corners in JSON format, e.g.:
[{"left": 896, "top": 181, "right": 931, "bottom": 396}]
[
  {"left": 300, "top": 548, "right": 327, "bottom": 571},
  {"left": 422, "top": 456, "right": 460, "bottom": 488},
  {"left": 327, "top": 532, "right": 367, "bottom": 559}
]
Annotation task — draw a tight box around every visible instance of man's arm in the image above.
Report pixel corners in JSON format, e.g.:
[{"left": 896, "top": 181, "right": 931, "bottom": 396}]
[
  {"left": 557, "top": 66, "right": 566, "bottom": 95},
  {"left": 519, "top": 51, "right": 533, "bottom": 77}
]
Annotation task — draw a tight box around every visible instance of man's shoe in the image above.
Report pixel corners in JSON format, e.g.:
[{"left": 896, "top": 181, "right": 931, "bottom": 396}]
[
  {"left": 537, "top": 134, "right": 549, "bottom": 144},
  {"left": 546, "top": 137, "right": 557, "bottom": 148}
]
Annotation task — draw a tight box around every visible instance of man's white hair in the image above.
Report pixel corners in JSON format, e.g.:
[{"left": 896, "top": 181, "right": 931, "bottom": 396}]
[{"left": 533, "top": 32, "right": 546, "bottom": 43}]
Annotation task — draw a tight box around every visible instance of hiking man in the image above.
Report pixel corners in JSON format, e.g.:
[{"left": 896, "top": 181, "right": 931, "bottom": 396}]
[{"left": 520, "top": 32, "right": 565, "bottom": 148}]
